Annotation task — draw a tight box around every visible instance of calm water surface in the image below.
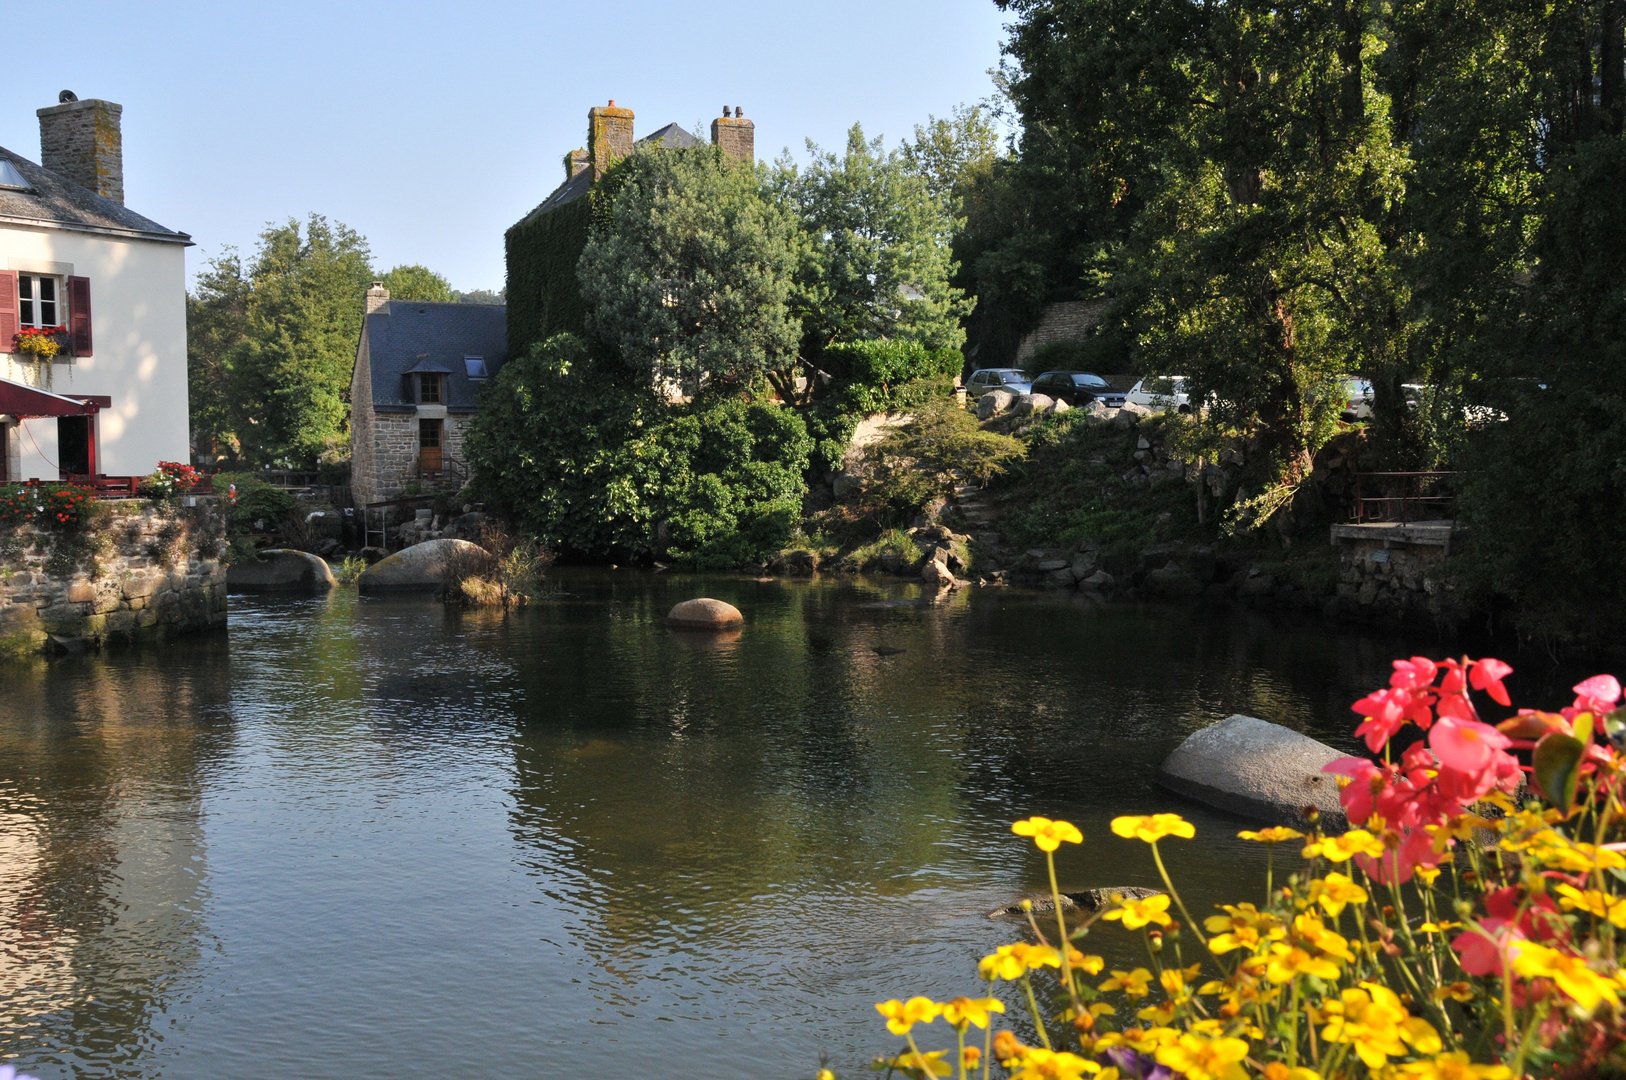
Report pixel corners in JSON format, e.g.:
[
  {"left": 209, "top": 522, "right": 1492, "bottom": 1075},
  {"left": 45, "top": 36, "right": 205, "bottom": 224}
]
[{"left": 0, "top": 572, "right": 1567, "bottom": 1078}]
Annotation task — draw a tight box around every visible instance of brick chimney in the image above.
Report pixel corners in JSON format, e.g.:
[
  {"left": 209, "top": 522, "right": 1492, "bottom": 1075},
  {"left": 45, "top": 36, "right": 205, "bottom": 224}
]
[
  {"left": 565, "top": 148, "right": 589, "bottom": 180},
  {"left": 365, "top": 281, "right": 390, "bottom": 315},
  {"left": 588, "top": 99, "right": 634, "bottom": 179},
  {"left": 711, "top": 105, "right": 754, "bottom": 163},
  {"left": 37, "top": 92, "right": 124, "bottom": 204}
]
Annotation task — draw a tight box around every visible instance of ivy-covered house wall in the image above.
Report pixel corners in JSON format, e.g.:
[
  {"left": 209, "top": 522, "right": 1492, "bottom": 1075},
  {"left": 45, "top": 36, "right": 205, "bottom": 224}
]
[
  {"left": 0, "top": 492, "right": 227, "bottom": 657},
  {"left": 505, "top": 192, "right": 592, "bottom": 358}
]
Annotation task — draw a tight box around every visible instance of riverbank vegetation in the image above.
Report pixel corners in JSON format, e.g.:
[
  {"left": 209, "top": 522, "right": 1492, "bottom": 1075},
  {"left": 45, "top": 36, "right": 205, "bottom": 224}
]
[{"left": 857, "top": 658, "right": 1626, "bottom": 1080}]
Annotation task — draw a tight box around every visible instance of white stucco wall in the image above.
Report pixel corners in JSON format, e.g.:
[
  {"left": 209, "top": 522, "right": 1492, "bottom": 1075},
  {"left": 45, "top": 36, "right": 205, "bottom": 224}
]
[{"left": 0, "top": 223, "right": 188, "bottom": 481}]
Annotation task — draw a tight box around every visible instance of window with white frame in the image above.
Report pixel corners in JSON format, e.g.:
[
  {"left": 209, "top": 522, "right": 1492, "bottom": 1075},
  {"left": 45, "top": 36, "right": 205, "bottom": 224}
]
[{"left": 17, "top": 274, "right": 62, "bottom": 329}]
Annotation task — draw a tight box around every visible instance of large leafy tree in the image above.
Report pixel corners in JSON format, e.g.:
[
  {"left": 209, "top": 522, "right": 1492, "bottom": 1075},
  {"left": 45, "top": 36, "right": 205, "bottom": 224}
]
[
  {"left": 774, "top": 125, "right": 972, "bottom": 360},
  {"left": 380, "top": 263, "right": 454, "bottom": 302},
  {"left": 186, "top": 249, "right": 251, "bottom": 462},
  {"left": 577, "top": 145, "right": 802, "bottom": 401}
]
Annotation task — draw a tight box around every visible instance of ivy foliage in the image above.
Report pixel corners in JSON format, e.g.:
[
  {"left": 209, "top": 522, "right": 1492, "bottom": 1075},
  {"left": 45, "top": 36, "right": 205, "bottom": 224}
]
[
  {"left": 504, "top": 194, "right": 592, "bottom": 357},
  {"left": 464, "top": 335, "right": 811, "bottom": 567}
]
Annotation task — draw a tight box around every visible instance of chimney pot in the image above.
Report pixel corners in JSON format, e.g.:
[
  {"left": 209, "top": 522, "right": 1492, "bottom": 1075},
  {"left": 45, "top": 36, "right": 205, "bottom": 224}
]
[
  {"left": 59, "top": 90, "right": 77, "bottom": 103},
  {"left": 736, "top": 106, "right": 743, "bottom": 117},
  {"left": 608, "top": 99, "right": 615, "bottom": 106},
  {"left": 723, "top": 106, "right": 731, "bottom": 118},
  {"left": 37, "top": 96, "right": 124, "bottom": 204}
]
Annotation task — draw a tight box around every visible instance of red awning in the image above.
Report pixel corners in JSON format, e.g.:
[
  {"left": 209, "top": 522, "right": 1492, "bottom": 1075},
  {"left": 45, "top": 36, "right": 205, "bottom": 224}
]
[{"left": 0, "top": 378, "right": 104, "bottom": 418}]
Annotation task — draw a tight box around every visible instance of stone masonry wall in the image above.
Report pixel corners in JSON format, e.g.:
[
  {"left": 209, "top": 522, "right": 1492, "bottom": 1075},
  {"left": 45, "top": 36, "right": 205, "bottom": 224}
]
[
  {"left": 363, "top": 412, "right": 470, "bottom": 505},
  {"left": 1333, "top": 539, "right": 1457, "bottom": 622},
  {"left": 1014, "top": 300, "right": 1110, "bottom": 363},
  {"left": 37, "top": 98, "right": 125, "bottom": 204},
  {"left": 0, "top": 497, "right": 227, "bottom": 657}
]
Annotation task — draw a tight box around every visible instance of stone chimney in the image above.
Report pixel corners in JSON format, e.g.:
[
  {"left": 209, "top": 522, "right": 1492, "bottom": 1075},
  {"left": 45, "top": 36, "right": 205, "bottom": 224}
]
[
  {"left": 588, "top": 99, "right": 635, "bottom": 180},
  {"left": 711, "top": 105, "right": 754, "bottom": 163},
  {"left": 365, "top": 281, "right": 390, "bottom": 315},
  {"left": 565, "top": 148, "right": 589, "bottom": 180},
  {"left": 37, "top": 92, "right": 124, "bottom": 204}
]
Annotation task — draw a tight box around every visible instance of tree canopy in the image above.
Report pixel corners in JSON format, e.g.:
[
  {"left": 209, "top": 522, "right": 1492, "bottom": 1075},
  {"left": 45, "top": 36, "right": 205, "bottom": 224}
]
[{"left": 380, "top": 263, "right": 454, "bottom": 303}]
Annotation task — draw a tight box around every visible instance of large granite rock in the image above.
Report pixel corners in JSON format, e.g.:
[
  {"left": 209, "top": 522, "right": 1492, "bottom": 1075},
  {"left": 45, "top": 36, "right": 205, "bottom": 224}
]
[
  {"left": 357, "top": 538, "right": 484, "bottom": 594},
  {"left": 667, "top": 597, "right": 744, "bottom": 629},
  {"left": 1157, "top": 714, "right": 1348, "bottom": 830},
  {"left": 227, "top": 549, "right": 335, "bottom": 593},
  {"left": 977, "top": 389, "right": 1017, "bottom": 419}
]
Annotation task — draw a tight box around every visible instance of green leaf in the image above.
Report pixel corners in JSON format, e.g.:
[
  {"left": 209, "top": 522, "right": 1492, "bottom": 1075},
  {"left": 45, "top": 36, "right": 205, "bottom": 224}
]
[
  {"left": 1603, "top": 707, "right": 1626, "bottom": 749},
  {"left": 1532, "top": 731, "right": 1586, "bottom": 813}
]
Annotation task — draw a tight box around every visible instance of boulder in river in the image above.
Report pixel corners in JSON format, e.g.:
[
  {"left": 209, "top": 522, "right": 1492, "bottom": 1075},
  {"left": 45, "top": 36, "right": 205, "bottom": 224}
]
[
  {"left": 988, "top": 886, "right": 1163, "bottom": 919},
  {"left": 667, "top": 597, "right": 744, "bottom": 629},
  {"left": 357, "top": 538, "right": 484, "bottom": 594},
  {"left": 227, "top": 549, "right": 335, "bottom": 593},
  {"left": 1157, "top": 714, "right": 1348, "bottom": 831}
]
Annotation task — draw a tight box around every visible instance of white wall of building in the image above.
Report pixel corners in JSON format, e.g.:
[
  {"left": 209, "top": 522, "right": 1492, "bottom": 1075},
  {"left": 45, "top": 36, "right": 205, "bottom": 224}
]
[{"left": 0, "top": 223, "right": 188, "bottom": 481}]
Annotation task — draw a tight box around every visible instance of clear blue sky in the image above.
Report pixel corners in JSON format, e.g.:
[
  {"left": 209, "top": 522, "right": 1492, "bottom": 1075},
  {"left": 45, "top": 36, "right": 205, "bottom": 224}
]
[{"left": 0, "top": 1, "right": 1012, "bottom": 294}]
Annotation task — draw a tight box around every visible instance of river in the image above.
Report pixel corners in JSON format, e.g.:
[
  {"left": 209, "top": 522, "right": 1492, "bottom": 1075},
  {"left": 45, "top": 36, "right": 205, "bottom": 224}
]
[{"left": 0, "top": 571, "right": 1570, "bottom": 1078}]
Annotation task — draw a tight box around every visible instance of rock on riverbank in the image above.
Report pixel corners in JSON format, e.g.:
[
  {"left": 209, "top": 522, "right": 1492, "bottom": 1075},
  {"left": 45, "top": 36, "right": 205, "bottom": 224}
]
[
  {"left": 227, "top": 549, "right": 335, "bottom": 593},
  {"left": 357, "top": 538, "right": 484, "bottom": 594}
]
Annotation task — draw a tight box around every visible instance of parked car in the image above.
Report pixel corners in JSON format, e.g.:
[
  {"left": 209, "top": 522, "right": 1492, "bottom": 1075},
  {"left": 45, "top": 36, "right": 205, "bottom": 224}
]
[
  {"left": 1125, "top": 375, "right": 1191, "bottom": 413},
  {"left": 1029, "top": 371, "right": 1127, "bottom": 409},
  {"left": 966, "top": 368, "right": 1032, "bottom": 398},
  {"left": 1341, "top": 379, "right": 1374, "bottom": 421}
]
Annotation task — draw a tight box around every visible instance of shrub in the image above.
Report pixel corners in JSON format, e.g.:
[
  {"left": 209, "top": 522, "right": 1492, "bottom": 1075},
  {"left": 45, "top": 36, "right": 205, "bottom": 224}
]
[
  {"left": 0, "top": 483, "right": 92, "bottom": 529},
  {"left": 214, "top": 472, "right": 297, "bottom": 534},
  {"left": 440, "top": 525, "right": 553, "bottom": 607},
  {"left": 854, "top": 657, "right": 1626, "bottom": 1080},
  {"left": 819, "top": 340, "right": 963, "bottom": 387}
]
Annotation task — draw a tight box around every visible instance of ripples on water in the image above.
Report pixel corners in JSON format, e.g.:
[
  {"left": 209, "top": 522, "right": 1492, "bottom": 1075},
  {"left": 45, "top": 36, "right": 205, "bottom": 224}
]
[{"left": 0, "top": 572, "right": 1582, "bottom": 1078}]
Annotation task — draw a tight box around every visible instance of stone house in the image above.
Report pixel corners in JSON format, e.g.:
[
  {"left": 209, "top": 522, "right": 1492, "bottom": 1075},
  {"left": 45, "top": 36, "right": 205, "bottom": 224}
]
[
  {"left": 505, "top": 100, "right": 756, "bottom": 357},
  {"left": 348, "top": 287, "right": 507, "bottom": 508},
  {"left": 0, "top": 92, "right": 191, "bottom": 483}
]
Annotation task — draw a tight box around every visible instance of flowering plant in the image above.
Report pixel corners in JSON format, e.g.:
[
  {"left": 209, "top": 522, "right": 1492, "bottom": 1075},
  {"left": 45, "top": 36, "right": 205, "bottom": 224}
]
[
  {"left": 13, "top": 325, "right": 66, "bottom": 359},
  {"left": 854, "top": 657, "right": 1626, "bottom": 1080},
  {"left": 0, "top": 482, "right": 88, "bottom": 528},
  {"left": 140, "top": 461, "right": 201, "bottom": 499}
]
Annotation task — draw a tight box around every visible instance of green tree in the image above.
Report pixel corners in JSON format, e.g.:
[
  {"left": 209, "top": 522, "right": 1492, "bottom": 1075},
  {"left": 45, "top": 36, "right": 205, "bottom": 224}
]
[
  {"left": 380, "top": 264, "right": 453, "bottom": 302},
  {"left": 186, "top": 248, "right": 251, "bottom": 462},
  {"left": 775, "top": 124, "right": 972, "bottom": 360},
  {"left": 228, "top": 215, "right": 376, "bottom": 465},
  {"left": 902, "top": 103, "right": 1004, "bottom": 217},
  {"left": 577, "top": 145, "right": 802, "bottom": 401}
]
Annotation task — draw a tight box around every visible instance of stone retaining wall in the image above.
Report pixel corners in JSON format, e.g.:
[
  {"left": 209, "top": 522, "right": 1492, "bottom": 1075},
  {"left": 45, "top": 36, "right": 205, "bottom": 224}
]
[
  {"left": 1332, "top": 537, "right": 1457, "bottom": 622},
  {"left": 0, "top": 497, "right": 228, "bottom": 657}
]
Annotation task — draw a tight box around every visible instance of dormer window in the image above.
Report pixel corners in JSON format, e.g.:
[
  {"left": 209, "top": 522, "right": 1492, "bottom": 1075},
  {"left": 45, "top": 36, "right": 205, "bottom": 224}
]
[{"left": 419, "top": 373, "right": 444, "bottom": 404}]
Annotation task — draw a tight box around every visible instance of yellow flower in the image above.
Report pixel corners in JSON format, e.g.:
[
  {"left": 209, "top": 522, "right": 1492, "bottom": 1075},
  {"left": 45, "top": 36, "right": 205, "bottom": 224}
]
[
  {"left": 1072, "top": 950, "right": 1106, "bottom": 975},
  {"left": 1320, "top": 982, "right": 1440, "bottom": 1069},
  {"left": 1554, "top": 883, "right": 1626, "bottom": 927},
  {"left": 1102, "top": 893, "right": 1172, "bottom": 930},
  {"left": 1511, "top": 942, "right": 1622, "bottom": 1012},
  {"left": 1238, "top": 826, "right": 1305, "bottom": 843},
  {"left": 883, "top": 1049, "right": 952, "bottom": 1077},
  {"left": 1309, "top": 872, "right": 1369, "bottom": 917},
  {"left": 876, "top": 996, "right": 940, "bottom": 1035},
  {"left": 1204, "top": 903, "right": 1285, "bottom": 954},
  {"left": 1265, "top": 943, "right": 1341, "bottom": 984},
  {"left": 1008, "top": 1047, "right": 1101, "bottom": 1079},
  {"left": 1100, "top": 968, "right": 1155, "bottom": 998},
  {"left": 818, "top": 1071, "right": 835, "bottom": 1080},
  {"left": 1159, "top": 963, "right": 1203, "bottom": 1000},
  {"left": 1094, "top": 1026, "right": 1180, "bottom": 1054},
  {"left": 1397, "top": 1051, "right": 1512, "bottom": 1080},
  {"left": 1261, "top": 1066, "right": 1324, "bottom": 1080},
  {"left": 1111, "top": 814, "right": 1196, "bottom": 843},
  {"left": 1434, "top": 981, "right": 1474, "bottom": 1003},
  {"left": 940, "top": 996, "right": 1005, "bottom": 1029},
  {"left": 1013, "top": 816, "right": 1084, "bottom": 852},
  {"left": 1136, "top": 999, "right": 1177, "bottom": 1025},
  {"left": 1302, "top": 829, "right": 1386, "bottom": 862},
  {"left": 1414, "top": 865, "right": 1443, "bottom": 887},
  {"left": 979, "top": 943, "right": 1061, "bottom": 981},
  {"left": 1153, "top": 1031, "right": 1251, "bottom": 1080}
]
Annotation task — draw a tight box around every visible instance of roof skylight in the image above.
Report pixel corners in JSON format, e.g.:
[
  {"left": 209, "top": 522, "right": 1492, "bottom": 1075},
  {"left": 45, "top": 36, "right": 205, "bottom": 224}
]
[
  {"left": 0, "top": 160, "right": 32, "bottom": 191},
  {"left": 464, "top": 356, "right": 488, "bottom": 379}
]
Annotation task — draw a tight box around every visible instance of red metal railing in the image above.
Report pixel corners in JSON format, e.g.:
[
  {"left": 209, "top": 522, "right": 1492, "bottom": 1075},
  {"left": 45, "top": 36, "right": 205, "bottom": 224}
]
[{"left": 1352, "top": 471, "right": 1455, "bottom": 524}]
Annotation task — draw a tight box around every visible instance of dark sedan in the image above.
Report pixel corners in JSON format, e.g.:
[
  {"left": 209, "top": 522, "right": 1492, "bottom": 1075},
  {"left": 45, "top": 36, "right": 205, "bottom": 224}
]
[{"left": 1028, "top": 371, "right": 1127, "bottom": 409}]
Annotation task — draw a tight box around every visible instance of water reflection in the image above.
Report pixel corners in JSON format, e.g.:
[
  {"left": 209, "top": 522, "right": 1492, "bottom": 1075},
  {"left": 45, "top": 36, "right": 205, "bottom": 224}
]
[
  {"left": 0, "top": 573, "right": 1581, "bottom": 1079},
  {"left": 0, "top": 639, "right": 230, "bottom": 1077}
]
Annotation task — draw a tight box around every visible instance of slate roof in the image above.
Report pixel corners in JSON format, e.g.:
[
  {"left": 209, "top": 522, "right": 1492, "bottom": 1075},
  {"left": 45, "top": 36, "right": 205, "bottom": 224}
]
[
  {"left": 512, "top": 120, "right": 700, "bottom": 228},
  {"left": 362, "top": 301, "right": 507, "bottom": 413},
  {"left": 0, "top": 145, "right": 189, "bottom": 244}
]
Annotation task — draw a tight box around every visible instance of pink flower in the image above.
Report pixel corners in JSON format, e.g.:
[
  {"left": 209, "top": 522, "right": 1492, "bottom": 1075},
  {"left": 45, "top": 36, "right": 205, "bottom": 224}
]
[
  {"left": 1390, "top": 656, "right": 1438, "bottom": 691},
  {"left": 1572, "top": 675, "right": 1622, "bottom": 716},
  {"left": 1325, "top": 757, "right": 1384, "bottom": 824},
  {"left": 1469, "top": 657, "right": 1513, "bottom": 707},
  {"left": 1430, "top": 716, "right": 1511, "bottom": 778},
  {"left": 1352, "top": 689, "right": 1408, "bottom": 751},
  {"left": 1452, "top": 919, "right": 1522, "bottom": 976}
]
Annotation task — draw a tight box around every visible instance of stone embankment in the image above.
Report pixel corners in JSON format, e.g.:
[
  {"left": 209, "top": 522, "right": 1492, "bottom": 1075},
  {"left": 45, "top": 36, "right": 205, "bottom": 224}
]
[{"left": 0, "top": 498, "right": 228, "bottom": 656}]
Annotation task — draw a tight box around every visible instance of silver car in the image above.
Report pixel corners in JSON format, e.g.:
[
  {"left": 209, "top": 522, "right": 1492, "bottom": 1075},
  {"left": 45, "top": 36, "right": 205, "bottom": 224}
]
[{"left": 966, "top": 368, "right": 1032, "bottom": 398}]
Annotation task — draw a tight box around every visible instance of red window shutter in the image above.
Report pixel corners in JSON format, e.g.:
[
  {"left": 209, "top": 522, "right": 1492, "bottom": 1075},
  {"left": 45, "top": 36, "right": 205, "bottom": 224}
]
[
  {"left": 0, "top": 271, "right": 16, "bottom": 351},
  {"left": 68, "top": 276, "right": 92, "bottom": 356}
]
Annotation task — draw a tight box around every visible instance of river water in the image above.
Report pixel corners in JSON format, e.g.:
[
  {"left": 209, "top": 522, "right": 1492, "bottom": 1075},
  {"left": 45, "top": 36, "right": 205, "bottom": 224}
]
[{"left": 0, "top": 572, "right": 1566, "bottom": 1078}]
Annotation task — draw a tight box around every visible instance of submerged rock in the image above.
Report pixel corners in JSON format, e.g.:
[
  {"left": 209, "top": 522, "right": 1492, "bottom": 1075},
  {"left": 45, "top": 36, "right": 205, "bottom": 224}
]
[
  {"left": 667, "top": 597, "right": 745, "bottom": 629},
  {"left": 1157, "top": 714, "right": 1348, "bottom": 830},
  {"left": 228, "top": 549, "right": 335, "bottom": 593},
  {"left": 987, "top": 886, "right": 1164, "bottom": 919}
]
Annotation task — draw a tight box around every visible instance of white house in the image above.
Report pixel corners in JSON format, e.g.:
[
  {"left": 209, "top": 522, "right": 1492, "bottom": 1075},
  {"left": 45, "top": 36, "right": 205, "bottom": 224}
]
[{"left": 0, "top": 92, "right": 190, "bottom": 484}]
